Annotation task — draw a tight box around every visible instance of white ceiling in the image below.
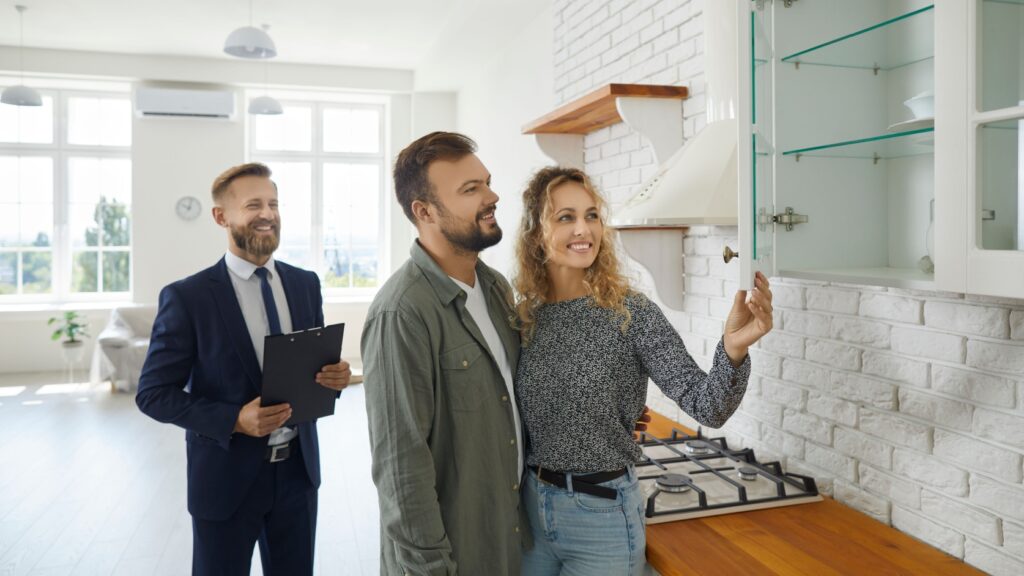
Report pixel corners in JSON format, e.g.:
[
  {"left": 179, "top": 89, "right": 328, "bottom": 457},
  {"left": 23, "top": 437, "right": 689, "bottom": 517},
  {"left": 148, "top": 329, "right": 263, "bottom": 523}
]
[{"left": 0, "top": 0, "right": 533, "bottom": 70}]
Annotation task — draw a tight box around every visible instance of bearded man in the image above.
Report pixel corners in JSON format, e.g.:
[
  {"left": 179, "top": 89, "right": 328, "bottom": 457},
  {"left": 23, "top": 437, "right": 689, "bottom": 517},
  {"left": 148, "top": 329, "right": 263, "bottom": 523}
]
[
  {"left": 361, "top": 132, "right": 527, "bottom": 575},
  {"left": 136, "top": 162, "right": 352, "bottom": 576}
]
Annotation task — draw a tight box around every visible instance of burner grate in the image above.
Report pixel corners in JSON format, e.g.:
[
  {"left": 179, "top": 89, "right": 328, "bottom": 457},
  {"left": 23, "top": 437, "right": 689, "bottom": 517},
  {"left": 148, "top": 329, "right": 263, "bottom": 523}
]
[{"left": 636, "top": 427, "right": 820, "bottom": 522}]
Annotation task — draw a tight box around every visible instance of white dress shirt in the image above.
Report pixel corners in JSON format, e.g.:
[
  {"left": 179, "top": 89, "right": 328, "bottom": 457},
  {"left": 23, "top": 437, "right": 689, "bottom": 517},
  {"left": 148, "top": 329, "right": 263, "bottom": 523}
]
[{"left": 224, "top": 251, "right": 297, "bottom": 446}]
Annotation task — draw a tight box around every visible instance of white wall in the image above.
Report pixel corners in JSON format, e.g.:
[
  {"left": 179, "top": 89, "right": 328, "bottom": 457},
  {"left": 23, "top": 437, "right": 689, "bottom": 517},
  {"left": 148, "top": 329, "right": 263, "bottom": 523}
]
[
  {"left": 414, "top": 3, "right": 555, "bottom": 277},
  {"left": 0, "top": 49, "right": 415, "bottom": 372},
  {"left": 550, "top": 1, "right": 1024, "bottom": 574}
]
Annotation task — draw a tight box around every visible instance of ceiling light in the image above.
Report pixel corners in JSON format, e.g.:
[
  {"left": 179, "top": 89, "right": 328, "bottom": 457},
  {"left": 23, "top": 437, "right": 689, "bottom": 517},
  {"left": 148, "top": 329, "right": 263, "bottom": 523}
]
[
  {"left": 248, "top": 25, "right": 282, "bottom": 115},
  {"left": 1, "top": 5, "right": 42, "bottom": 107},
  {"left": 224, "top": 0, "right": 277, "bottom": 59}
]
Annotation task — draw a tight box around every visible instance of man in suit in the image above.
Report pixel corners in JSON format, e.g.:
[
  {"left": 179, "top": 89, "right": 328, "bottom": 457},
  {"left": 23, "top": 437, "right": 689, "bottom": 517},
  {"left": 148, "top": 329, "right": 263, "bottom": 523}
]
[{"left": 136, "top": 162, "right": 352, "bottom": 576}]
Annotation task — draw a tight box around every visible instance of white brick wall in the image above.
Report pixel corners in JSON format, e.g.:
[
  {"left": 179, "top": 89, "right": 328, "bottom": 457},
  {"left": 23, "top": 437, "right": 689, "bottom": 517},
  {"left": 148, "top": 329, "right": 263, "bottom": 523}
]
[{"left": 554, "top": 0, "right": 1024, "bottom": 573}]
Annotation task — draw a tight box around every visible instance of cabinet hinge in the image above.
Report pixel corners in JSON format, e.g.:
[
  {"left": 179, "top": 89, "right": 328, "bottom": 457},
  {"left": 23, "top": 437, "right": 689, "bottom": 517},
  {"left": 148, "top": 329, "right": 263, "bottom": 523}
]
[{"left": 760, "top": 207, "right": 809, "bottom": 232}]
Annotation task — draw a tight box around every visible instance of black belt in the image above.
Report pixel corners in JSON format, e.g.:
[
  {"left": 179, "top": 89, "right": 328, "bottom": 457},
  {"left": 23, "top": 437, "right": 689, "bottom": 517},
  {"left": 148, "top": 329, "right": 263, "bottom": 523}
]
[
  {"left": 529, "top": 465, "right": 627, "bottom": 500},
  {"left": 266, "top": 439, "right": 296, "bottom": 463}
]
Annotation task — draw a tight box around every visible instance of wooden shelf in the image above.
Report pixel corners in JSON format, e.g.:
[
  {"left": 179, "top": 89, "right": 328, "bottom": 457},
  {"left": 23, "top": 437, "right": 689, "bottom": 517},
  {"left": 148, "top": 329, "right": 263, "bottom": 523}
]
[{"left": 522, "top": 83, "right": 689, "bottom": 135}]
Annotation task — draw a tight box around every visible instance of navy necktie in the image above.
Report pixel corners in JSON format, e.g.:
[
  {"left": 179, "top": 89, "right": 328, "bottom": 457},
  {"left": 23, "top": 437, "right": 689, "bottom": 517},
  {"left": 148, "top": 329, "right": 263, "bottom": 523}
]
[{"left": 253, "top": 267, "right": 283, "bottom": 335}]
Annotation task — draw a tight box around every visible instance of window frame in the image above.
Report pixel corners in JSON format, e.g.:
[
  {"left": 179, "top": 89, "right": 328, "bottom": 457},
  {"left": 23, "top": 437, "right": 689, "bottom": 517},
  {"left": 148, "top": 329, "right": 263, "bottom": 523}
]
[
  {"left": 0, "top": 87, "right": 132, "bottom": 304},
  {"left": 249, "top": 98, "right": 388, "bottom": 298}
]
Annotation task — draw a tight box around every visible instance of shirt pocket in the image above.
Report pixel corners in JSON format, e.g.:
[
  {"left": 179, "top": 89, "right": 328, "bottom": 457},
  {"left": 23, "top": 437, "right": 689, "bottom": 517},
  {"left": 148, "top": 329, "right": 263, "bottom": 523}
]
[{"left": 439, "top": 342, "right": 487, "bottom": 411}]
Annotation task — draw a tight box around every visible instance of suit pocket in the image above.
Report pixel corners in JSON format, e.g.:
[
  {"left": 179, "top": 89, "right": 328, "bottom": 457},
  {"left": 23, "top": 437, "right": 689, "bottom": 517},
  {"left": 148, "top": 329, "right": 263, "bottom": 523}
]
[{"left": 439, "top": 342, "right": 487, "bottom": 411}]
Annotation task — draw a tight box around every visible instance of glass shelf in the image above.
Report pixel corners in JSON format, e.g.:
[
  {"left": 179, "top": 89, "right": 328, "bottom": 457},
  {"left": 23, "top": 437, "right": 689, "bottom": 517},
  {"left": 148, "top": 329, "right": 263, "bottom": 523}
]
[
  {"left": 782, "top": 128, "right": 934, "bottom": 160},
  {"left": 781, "top": 5, "right": 933, "bottom": 71}
]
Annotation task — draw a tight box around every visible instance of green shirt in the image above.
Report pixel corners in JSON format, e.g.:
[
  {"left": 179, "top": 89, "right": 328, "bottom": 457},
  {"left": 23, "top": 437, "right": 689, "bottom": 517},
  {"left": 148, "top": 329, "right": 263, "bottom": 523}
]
[{"left": 361, "top": 241, "right": 528, "bottom": 576}]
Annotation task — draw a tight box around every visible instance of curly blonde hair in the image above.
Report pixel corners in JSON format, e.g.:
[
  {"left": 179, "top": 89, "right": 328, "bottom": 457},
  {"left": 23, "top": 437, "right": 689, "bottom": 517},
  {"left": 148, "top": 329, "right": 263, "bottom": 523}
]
[{"left": 513, "top": 166, "right": 632, "bottom": 345}]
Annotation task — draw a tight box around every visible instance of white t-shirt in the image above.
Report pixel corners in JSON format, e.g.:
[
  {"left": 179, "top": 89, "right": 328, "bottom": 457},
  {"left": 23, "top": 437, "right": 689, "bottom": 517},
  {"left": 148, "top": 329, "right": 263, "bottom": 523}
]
[{"left": 450, "top": 273, "right": 524, "bottom": 478}]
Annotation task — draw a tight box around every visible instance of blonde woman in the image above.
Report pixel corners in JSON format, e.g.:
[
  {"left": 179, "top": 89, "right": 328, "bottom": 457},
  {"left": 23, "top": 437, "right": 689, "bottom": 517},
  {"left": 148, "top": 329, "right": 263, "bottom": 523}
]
[{"left": 513, "top": 167, "right": 774, "bottom": 575}]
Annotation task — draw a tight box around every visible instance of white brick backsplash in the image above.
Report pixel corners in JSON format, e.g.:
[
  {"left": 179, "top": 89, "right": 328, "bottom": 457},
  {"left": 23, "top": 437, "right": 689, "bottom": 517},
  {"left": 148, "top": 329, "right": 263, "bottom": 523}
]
[
  {"left": 691, "top": 315, "right": 723, "bottom": 339},
  {"left": 805, "top": 442, "right": 857, "bottom": 482},
  {"left": 925, "top": 301, "right": 1010, "bottom": 339},
  {"left": 780, "top": 358, "right": 829, "bottom": 390},
  {"left": 893, "top": 449, "right": 968, "bottom": 496},
  {"left": 862, "top": 351, "right": 930, "bottom": 388},
  {"left": 970, "top": 475, "right": 1024, "bottom": 522},
  {"left": 786, "top": 459, "right": 834, "bottom": 495},
  {"left": 761, "top": 380, "right": 805, "bottom": 411},
  {"left": 892, "top": 506, "right": 965, "bottom": 559},
  {"left": 898, "top": 389, "right": 973, "bottom": 429},
  {"left": 762, "top": 425, "right": 806, "bottom": 459},
  {"left": 828, "top": 372, "right": 897, "bottom": 410},
  {"left": 965, "top": 540, "right": 1024, "bottom": 576},
  {"left": 782, "top": 310, "right": 830, "bottom": 338},
  {"left": 933, "top": 429, "right": 1023, "bottom": 483},
  {"left": 1012, "top": 311, "right": 1024, "bottom": 341},
  {"left": 931, "top": 365, "right": 1016, "bottom": 408},
  {"left": 748, "top": 349, "right": 782, "bottom": 379},
  {"left": 761, "top": 332, "right": 805, "bottom": 359},
  {"left": 967, "top": 339, "right": 1024, "bottom": 374},
  {"left": 806, "top": 393, "right": 858, "bottom": 427},
  {"left": 783, "top": 409, "right": 833, "bottom": 445},
  {"left": 920, "top": 490, "right": 1001, "bottom": 545},
  {"left": 806, "top": 287, "right": 860, "bottom": 315},
  {"left": 834, "top": 427, "right": 893, "bottom": 469},
  {"left": 770, "top": 283, "right": 806, "bottom": 310},
  {"left": 681, "top": 294, "right": 708, "bottom": 315},
  {"left": 724, "top": 411, "right": 761, "bottom": 441},
  {"left": 829, "top": 316, "right": 890, "bottom": 349},
  {"left": 891, "top": 326, "right": 966, "bottom": 363},
  {"left": 1002, "top": 521, "right": 1024, "bottom": 561},
  {"left": 835, "top": 480, "right": 890, "bottom": 523},
  {"left": 859, "top": 464, "right": 921, "bottom": 508},
  {"left": 860, "top": 293, "right": 923, "bottom": 324},
  {"left": 739, "top": 397, "right": 783, "bottom": 427},
  {"left": 973, "top": 409, "right": 1024, "bottom": 451},
  {"left": 684, "top": 275, "right": 723, "bottom": 297},
  {"left": 860, "top": 409, "right": 932, "bottom": 451},
  {"left": 806, "top": 339, "right": 862, "bottom": 371},
  {"left": 662, "top": 2, "right": 694, "bottom": 29}
]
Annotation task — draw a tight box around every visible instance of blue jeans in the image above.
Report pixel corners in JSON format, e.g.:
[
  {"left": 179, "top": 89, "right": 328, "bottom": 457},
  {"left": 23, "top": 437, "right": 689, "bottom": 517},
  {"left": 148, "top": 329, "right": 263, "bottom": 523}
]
[{"left": 521, "top": 466, "right": 647, "bottom": 576}]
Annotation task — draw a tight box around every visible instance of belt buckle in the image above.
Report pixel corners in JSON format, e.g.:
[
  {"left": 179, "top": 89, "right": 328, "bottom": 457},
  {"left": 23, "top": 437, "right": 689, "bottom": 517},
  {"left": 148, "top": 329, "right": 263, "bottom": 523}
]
[{"left": 269, "top": 442, "right": 290, "bottom": 463}]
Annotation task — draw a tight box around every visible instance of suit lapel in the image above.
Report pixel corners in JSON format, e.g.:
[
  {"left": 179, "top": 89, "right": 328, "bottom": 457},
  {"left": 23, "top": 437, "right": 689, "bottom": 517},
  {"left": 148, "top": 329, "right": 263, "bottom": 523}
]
[{"left": 209, "top": 258, "right": 262, "bottom": 391}]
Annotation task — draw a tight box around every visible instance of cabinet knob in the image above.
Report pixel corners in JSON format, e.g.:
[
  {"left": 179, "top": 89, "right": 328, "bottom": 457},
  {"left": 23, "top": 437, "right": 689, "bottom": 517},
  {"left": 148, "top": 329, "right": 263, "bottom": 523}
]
[{"left": 723, "top": 246, "right": 739, "bottom": 264}]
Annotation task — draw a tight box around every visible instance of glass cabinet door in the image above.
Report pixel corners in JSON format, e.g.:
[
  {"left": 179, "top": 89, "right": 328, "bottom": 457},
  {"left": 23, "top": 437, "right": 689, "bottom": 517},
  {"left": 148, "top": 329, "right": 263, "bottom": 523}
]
[
  {"left": 967, "top": 0, "right": 1024, "bottom": 296},
  {"left": 737, "top": 0, "right": 775, "bottom": 289}
]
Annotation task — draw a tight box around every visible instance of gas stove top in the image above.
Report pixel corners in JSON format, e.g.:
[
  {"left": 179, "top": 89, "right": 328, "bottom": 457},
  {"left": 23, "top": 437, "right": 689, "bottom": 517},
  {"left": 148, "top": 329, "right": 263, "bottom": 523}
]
[{"left": 637, "top": 428, "right": 821, "bottom": 523}]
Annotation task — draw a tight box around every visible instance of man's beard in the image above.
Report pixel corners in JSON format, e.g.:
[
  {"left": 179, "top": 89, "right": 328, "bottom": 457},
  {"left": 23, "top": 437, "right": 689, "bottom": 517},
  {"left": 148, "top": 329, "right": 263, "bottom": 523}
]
[
  {"left": 230, "top": 219, "right": 280, "bottom": 257},
  {"left": 437, "top": 203, "right": 502, "bottom": 254}
]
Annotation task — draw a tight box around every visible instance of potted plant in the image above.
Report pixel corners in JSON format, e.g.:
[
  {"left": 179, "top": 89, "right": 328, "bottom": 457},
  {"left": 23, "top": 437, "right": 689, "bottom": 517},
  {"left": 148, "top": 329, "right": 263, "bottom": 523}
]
[{"left": 49, "top": 310, "right": 89, "bottom": 345}]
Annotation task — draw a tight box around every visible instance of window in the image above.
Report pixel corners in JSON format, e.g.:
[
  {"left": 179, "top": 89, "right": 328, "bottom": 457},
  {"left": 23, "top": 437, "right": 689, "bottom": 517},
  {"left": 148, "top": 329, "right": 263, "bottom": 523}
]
[
  {"left": 249, "top": 95, "right": 387, "bottom": 295},
  {"left": 0, "top": 84, "right": 132, "bottom": 302}
]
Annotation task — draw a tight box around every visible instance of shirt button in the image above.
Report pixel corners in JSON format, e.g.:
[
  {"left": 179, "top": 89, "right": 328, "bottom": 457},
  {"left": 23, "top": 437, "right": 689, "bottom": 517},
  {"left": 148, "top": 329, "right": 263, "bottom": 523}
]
[
  {"left": 514, "top": 526, "right": 520, "bottom": 533},
  {"left": 513, "top": 483, "right": 519, "bottom": 491},
  {"left": 462, "top": 360, "right": 468, "bottom": 367},
  {"left": 501, "top": 395, "right": 508, "bottom": 402},
  {"left": 510, "top": 438, "right": 516, "bottom": 445}
]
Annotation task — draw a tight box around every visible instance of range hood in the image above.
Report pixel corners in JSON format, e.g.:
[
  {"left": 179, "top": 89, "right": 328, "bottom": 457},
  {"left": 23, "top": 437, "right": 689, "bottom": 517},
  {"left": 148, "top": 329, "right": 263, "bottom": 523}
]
[{"left": 609, "top": 0, "right": 739, "bottom": 228}]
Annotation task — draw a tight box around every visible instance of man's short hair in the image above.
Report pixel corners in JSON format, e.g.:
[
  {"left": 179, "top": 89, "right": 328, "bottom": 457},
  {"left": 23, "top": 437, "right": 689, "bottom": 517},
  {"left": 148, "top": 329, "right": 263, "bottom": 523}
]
[
  {"left": 211, "top": 162, "right": 274, "bottom": 204},
  {"left": 393, "top": 132, "right": 477, "bottom": 223}
]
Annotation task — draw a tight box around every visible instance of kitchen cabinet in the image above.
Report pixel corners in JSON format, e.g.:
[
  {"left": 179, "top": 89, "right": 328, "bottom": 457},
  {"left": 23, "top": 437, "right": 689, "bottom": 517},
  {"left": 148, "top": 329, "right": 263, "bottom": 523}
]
[
  {"left": 735, "top": 0, "right": 951, "bottom": 291},
  {"left": 737, "top": 0, "right": 1024, "bottom": 299}
]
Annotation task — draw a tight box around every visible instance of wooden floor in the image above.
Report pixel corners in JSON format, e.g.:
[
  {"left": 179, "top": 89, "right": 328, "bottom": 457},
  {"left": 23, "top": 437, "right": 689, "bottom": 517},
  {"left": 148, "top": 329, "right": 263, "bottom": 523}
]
[{"left": 0, "top": 373, "right": 381, "bottom": 576}]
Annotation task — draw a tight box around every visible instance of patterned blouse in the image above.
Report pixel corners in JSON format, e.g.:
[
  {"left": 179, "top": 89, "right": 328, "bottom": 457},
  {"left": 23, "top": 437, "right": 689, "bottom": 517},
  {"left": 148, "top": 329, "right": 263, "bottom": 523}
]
[{"left": 515, "top": 292, "right": 751, "bottom": 473}]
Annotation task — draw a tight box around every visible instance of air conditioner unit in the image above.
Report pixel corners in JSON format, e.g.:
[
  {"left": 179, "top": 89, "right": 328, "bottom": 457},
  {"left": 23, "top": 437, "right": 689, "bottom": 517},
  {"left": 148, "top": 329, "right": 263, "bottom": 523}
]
[{"left": 135, "top": 86, "right": 235, "bottom": 119}]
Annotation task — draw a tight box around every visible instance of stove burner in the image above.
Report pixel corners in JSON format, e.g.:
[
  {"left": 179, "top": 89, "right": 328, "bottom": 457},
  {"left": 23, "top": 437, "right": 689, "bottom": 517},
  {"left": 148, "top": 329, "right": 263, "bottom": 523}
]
[
  {"left": 684, "top": 441, "right": 710, "bottom": 455},
  {"left": 738, "top": 466, "right": 759, "bottom": 481},
  {"left": 655, "top": 473, "right": 692, "bottom": 493}
]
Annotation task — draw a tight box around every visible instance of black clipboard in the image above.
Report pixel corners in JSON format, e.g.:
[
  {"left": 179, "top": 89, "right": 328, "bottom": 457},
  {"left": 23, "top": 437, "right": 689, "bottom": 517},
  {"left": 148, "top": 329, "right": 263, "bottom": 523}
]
[{"left": 260, "top": 323, "right": 344, "bottom": 425}]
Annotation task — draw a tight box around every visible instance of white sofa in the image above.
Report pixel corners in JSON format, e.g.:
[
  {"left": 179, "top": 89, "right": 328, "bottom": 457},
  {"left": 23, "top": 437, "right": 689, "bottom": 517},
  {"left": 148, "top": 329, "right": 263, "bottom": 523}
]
[{"left": 93, "top": 306, "right": 157, "bottom": 392}]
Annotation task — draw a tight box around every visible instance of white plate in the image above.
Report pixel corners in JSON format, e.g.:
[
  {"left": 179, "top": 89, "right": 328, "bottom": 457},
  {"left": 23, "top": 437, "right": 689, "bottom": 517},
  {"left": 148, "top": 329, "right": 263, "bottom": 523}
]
[{"left": 887, "top": 116, "right": 934, "bottom": 132}]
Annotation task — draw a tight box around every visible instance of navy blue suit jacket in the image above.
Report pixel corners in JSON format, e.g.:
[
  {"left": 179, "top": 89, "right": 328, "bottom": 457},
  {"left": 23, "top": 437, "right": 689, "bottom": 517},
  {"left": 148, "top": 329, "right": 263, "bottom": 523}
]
[{"left": 136, "top": 257, "right": 325, "bottom": 521}]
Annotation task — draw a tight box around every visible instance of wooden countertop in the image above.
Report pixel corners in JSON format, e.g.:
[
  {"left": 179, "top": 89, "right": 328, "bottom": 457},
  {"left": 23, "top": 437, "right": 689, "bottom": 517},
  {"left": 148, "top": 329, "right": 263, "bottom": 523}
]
[{"left": 644, "top": 411, "right": 982, "bottom": 575}]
